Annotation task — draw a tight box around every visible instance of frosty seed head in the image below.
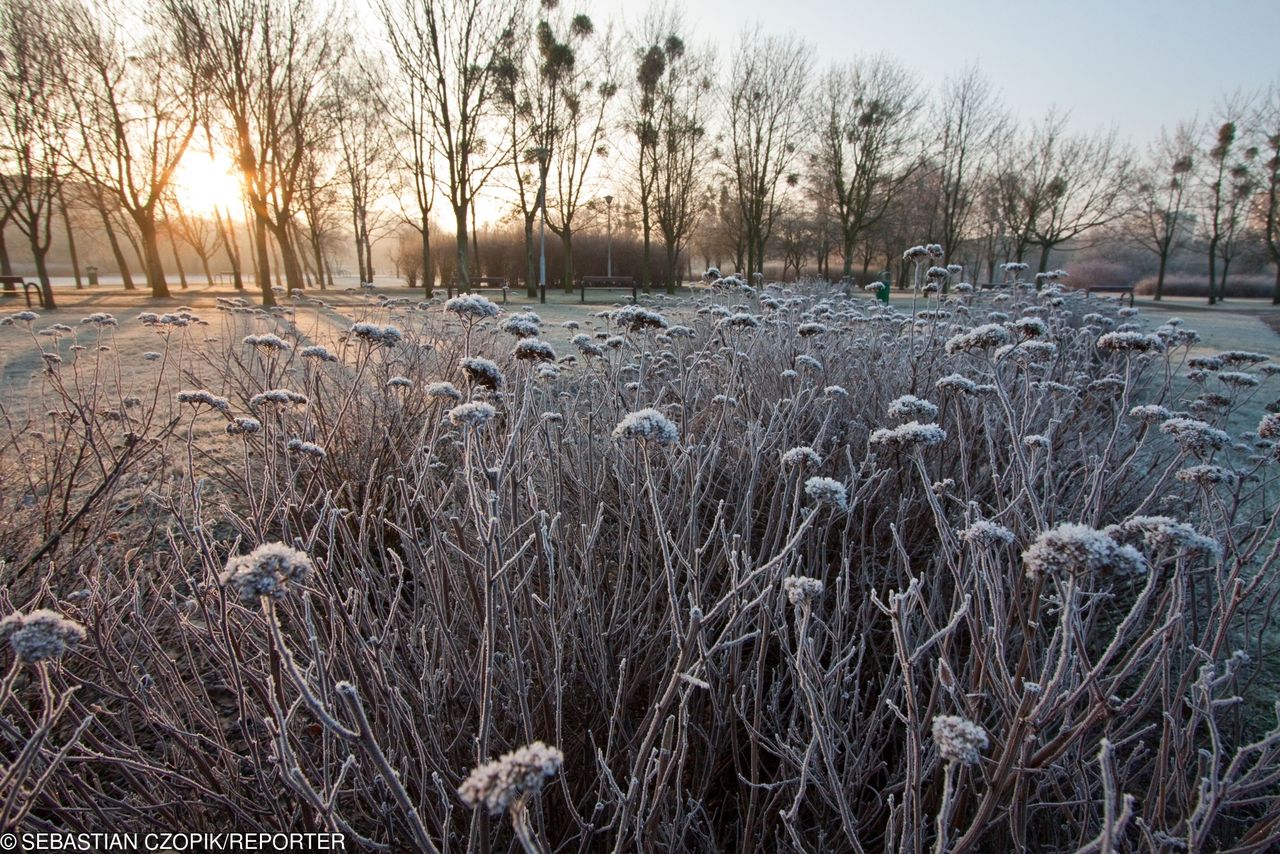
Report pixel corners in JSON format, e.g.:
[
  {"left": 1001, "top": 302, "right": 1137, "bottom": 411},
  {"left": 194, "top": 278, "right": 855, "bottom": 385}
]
[
  {"left": 613, "top": 306, "right": 669, "bottom": 332},
  {"left": 0, "top": 609, "right": 86, "bottom": 664},
  {"left": 1175, "top": 464, "right": 1236, "bottom": 488},
  {"left": 1104, "top": 516, "right": 1221, "bottom": 560},
  {"left": 500, "top": 315, "right": 541, "bottom": 338},
  {"left": 243, "top": 333, "right": 292, "bottom": 352},
  {"left": 936, "top": 373, "right": 977, "bottom": 394},
  {"left": 781, "top": 446, "right": 822, "bottom": 470},
  {"left": 795, "top": 355, "right": 823, "bottom": 371},
  {"left": 176, "top": 389, "right": 231, "bottom": 412},
  {"left": 797, "top": 322, "right": 827, "bottom": 337},
  {"left": 1217, "top": 350, "right": 1268, "bottom": 366},
  {"left": 249, "top": 389, "right": 308, "bottom": 409},
  {"left": 783, "top": 575, "right": 824, "bottom": 606},
  {"left": 1258, "top": 413, "right": 1280, "bottom": 440},
  {"left": 945, "top": 323, "right": 1012, "bottom": 355},
  {"left": 932, "top": 715, "right": 989, "bottom": 766},
  {"left": 1129, "top": 404, "right": 1173, "bottom": 423},
  {"left": 387, "top": 376, "right": 413, "bottom": 389},
  {"left": 460, "top": 357, "right": 505, "bottom": 390},
  {"left": 220, "top": 542, "right": 314, "bottom": 604},
  {"left": 613, "top": 409, "right": 679, "bottom": 445},
  {"left": 426, "top": 381, "right": 463, "bottom": 402},
  {"left": 870, "top": 421, "right": 947, "bottom": 451},
  {"left": 1022, "top": 523, "right": 1145, "bottom": 581},
  {"left": 1188, "top": 356, "right": 1224, "bottom": 372},
  {"left": 804, "top": 476, "right": 848, "bottom": 511},
  {"left": 349, "top": 322, "right": 402, "bottom": 346},
  {"left": 958, "top": 520, "right": 1015, "bottom": 548},
  {"left": 226, "top": 416, "right": 262, "bottom": 436},
  {"left": 285, "top": 438, "right": 326, "bottom": 460},
  {"left": 1218, "top": 371, "right": 1260, "bottom": 389},
  {"left": 458, "top": 741, "right": 564, "bottom": 816},
  {"left": 300, "top": 345, "right": 338, "bottom": 362},
  {"left": 448, "top": 401, "right": 498, "bottom": 429},
  {"left": 513, "top": 339, "right": 556, "bottom": 362},
  {"left": 1160, "top": 417, "right": 1231, "bottom": 455},
  {"left": 887, "top": 395, "right": 938, "bottom": 423},
  {"left": 1097, "top": 331, "right": 1165, "bottom": 354},
  {"left": 445, "top": 295, "right": 501, "bottom": 320}
]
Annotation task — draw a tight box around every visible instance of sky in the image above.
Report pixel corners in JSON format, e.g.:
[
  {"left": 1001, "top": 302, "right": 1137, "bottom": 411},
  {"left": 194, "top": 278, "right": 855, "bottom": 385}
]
[{"left": 595, "top": 0, "right": 1280, "bottom": 144}]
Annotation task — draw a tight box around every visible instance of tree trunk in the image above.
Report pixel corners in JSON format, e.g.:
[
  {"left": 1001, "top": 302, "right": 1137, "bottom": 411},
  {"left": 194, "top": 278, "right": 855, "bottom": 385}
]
[
  {"left": 1273, "top": 261, "right": 1280, "bottom": 306},
  {"left": 353, "top": 209, "right": 366, "bottom": 283},
  {"left": 58, "top": 188, "right": 82, "bottom": 290},
  {"left": 98, "top": 208, "right": 134, "bottom": 290},
  {"left": 1207, "top": 240, "right": 1218, "bottom": 306},
  {"left": 166, "top": 226, "right": 189, "bottom": 289},
  {"left": 32, "top": 247, "right": 55, "bottom": 309},
  {"left": 641, "top": 213, "right": 652, "bottom": 294},
  {"left": 453, "top": 203, "right": 470, "bottom": 293},
  {"left": 252, "top": 215, "right": 273, "bottom": 306},
  {"left": 199, "top": 253, "right": 215, "bottom": 286},
  {"left": 1037, "top": 244, "right": 1052, "bottom": 276},
  {"left": 421, "top": 219, "right": 433, "bottom": 296},
  {"left": 561, "top": 228, "right": 574, "bottom": 293},
  {"left": 842, "top": 232, "right": 855, "bottom": 279},
  {"left": 1220, "top": 256, "right": 1232, "bottom": 302},
  {"left": 470, "top": 199, "right": 481, "bottom": 276},
  {"left": 1155, "top": 252, "right": 1167, "bottom": 301},
  {"left": 524, "top": 215, "right": 536, "bottom": 298},
  {"left": 0, "top": 225, "right": 12, "bottom": 280},
  {"left": 214, "top": 208, "right": 242, "bottom": 291},
  {"left": 135, "top": 215, "right": 172, "bottom": 299}
]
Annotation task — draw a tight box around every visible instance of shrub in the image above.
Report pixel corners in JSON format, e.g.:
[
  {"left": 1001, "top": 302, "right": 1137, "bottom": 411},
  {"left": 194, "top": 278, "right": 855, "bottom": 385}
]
[{"left": 0, "top": 283, "right": 1278, "bottom": 851}]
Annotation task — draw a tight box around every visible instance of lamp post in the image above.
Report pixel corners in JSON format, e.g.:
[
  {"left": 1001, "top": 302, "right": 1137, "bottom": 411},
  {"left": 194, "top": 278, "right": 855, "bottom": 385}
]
[
  {"left": 605, "top": 194, "right": 614, "bottom": 278},
  {"left": 535, "top": 148, "right": 548, "bottom": 304}
]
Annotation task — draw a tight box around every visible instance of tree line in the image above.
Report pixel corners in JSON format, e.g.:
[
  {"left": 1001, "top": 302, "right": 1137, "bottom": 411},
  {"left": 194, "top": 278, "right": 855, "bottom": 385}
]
[{"left": 2, "top": 0, "right": 1278, "bottom": 307}]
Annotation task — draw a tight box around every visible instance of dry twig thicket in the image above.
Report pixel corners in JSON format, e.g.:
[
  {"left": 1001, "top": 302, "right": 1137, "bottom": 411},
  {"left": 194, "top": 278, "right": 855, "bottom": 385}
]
[{"left": 1, "top": 268, "right": 1279, "bottom": 851}]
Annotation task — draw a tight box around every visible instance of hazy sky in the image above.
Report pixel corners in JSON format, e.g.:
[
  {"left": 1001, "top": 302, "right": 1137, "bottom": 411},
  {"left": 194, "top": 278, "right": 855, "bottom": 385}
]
[{"left": 596, "top": 0, "right": 1279, "bottom": 144}]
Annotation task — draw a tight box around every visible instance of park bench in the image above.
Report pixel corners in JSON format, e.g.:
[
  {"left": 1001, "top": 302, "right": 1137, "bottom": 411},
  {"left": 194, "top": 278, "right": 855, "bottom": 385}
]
[
  {"left": 1077, "top": 284, "right": 1135, "bottom": 307},
  {"left": 448, "top": 276, "right": 509, "bottom": 302},
  {"left": 579, "top": 275, "right": 636, "bottom": 304},
  {"left": 0, "top": 275, "right": 49, "bottom": 309}
]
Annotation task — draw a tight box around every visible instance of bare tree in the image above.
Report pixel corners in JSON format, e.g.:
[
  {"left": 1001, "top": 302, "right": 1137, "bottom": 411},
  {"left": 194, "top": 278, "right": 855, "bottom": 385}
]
[
  {"left": 1126, "top": 122, "right": 1196, "bottom": 300},
  {"left": 649, "top": 32, "right": 711, "bottom": 293},
  {"left": 387, "top": 56, "right": 438, "bottom": 294},
  {"left": 1259, "top": 82, "right": 1280, "bottom": 305},
  {"left": 1002, "top": 111, "right": 1132, "bottom": 273},
  {"left": 932, "top": 66, "right": 1005, "bottom": 267},
  {"left": 0, "top": 0, "right": 70, "bottom": 306},
  {"left": 164, "top": 0, "right": 341, "bottom": 305},
  {"left": 333, "top": 57, "right": 395, "bottom": 285},
  {"left": 545, "top": 25, "right": 616, "bottom": 292},
  {"left": 495, "top": 2, "right": 594, "bottom": 296},
  {"left": 1198, "top": 99, "right": 1252, "bottom": 305},
  {"left": 724, "top": 31, "right": 810, "bottom": 279},
  {"left": 61, "top": 0, "right": 201, "bottom": 299},
  {"left": 811, "top": 55, "right": 920, "bottom": 281},
  {"left": 379, "top": 0, "right": 519, "bottom": 292}
]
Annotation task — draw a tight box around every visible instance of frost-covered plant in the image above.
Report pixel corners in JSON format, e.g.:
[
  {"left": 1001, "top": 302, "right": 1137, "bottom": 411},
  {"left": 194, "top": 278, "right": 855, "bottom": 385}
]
[
  {"left": 804, "top": 476, "right": 848, "bottom": 511},
  {"left": 1022, "top": 524, "right": 1145, "bottom": 580},
  {"left": 932, "top": 715, "right": 988, "bottom": 766},
  {"left": 220, "top": 543, "right": 314, "bottom": 604},
  {"left": 0, "top": 609, "right": 86, "bottom": 663}
]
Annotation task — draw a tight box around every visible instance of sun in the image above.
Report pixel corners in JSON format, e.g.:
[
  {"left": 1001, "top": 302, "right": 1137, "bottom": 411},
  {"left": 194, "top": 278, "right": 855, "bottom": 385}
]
[{"left": 172, "top": 150, "right": 244, "bottom": 218}]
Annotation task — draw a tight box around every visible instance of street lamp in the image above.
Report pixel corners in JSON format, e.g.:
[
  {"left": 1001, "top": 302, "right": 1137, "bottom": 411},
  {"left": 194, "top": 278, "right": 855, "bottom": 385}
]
[
  {"left": 535, "top": 148, "right": 549, "bottom": 304},
  {"left": 604, "top": 194, "right": 614, "bottom": 278}
]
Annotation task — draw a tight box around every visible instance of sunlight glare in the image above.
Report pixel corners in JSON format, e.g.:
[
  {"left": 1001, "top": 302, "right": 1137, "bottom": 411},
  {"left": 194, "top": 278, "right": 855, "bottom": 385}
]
[{"left": 173, "top": 151, "right": 243, "bottom": 219}]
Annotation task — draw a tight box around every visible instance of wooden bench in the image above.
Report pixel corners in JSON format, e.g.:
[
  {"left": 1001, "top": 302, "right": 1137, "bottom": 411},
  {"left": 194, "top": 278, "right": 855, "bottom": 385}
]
[
  {"left": 448, "top": 276, "right": 509, "bottom": 302},
  {"left": 1078, "top": 284, "right": 1134, "bottom": 307},
  {"left": 579, "top": 276, "right": 636, "bottom": 303},
  {"left": 0, "top": 275, "right": 49, "bottom": 309}
]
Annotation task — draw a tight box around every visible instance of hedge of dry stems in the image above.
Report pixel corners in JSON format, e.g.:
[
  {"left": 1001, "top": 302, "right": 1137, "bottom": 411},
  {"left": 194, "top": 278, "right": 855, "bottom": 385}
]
[{"left": 1, "top": 265, "right": 1279, "bottom": 852}]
